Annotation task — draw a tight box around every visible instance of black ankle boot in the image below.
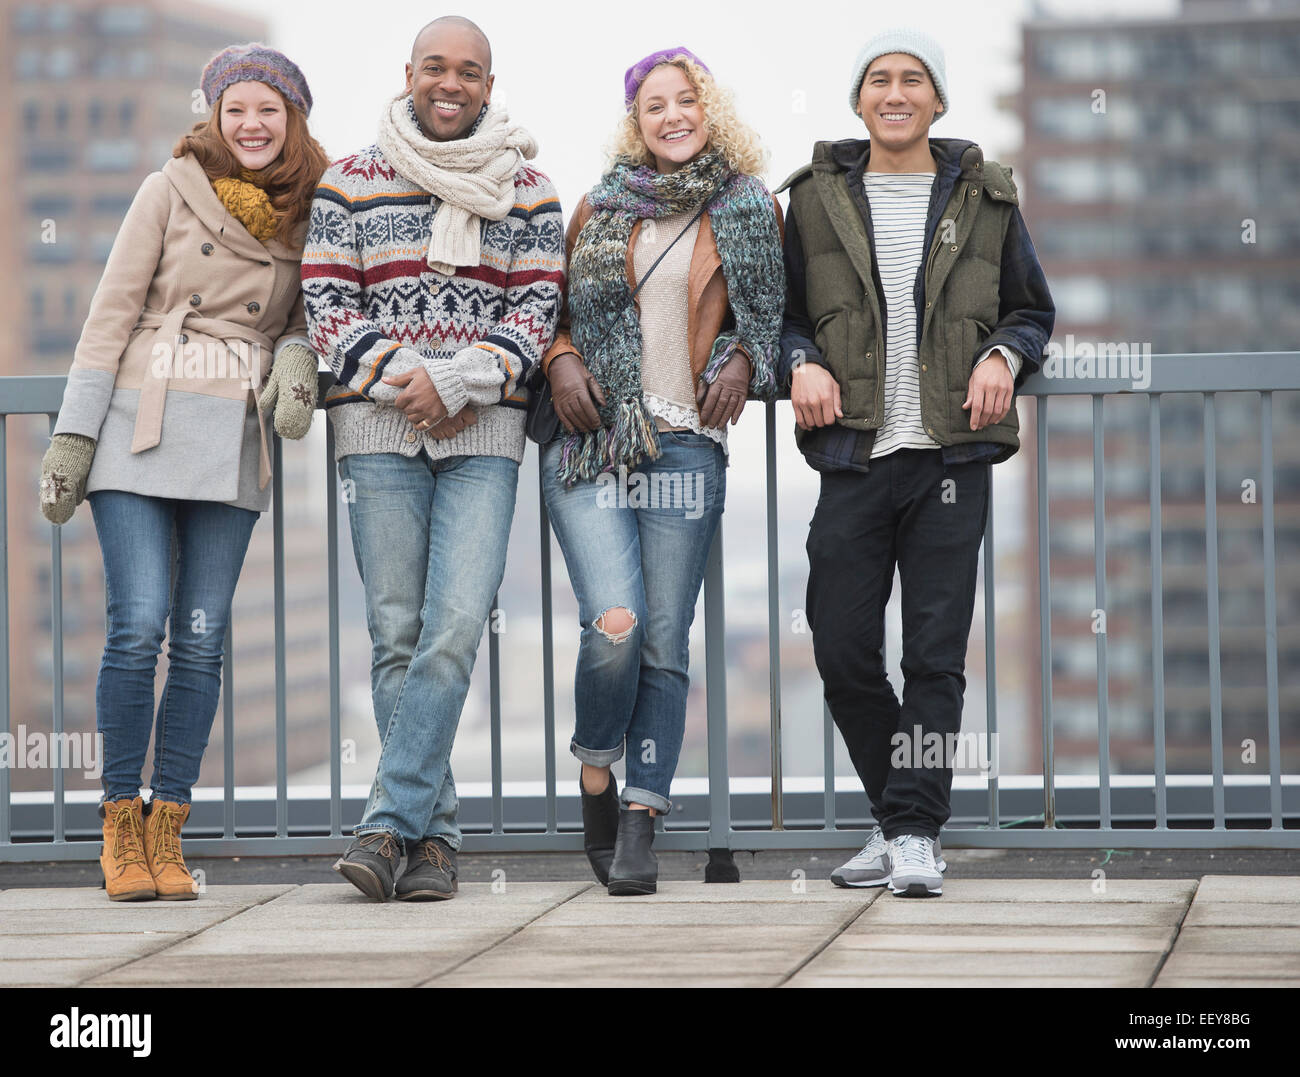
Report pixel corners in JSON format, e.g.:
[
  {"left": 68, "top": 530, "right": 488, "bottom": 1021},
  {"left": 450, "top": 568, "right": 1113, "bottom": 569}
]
[
  {"left": 580, "top": 771, "right": 619, "bottom": 885},
  {"left": 607, "top": 807, "right": 657, "bottom": 896}
]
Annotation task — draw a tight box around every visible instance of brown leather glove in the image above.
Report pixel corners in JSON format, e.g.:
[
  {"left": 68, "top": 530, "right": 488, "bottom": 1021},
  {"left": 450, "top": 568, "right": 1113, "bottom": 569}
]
[
  {"left": 696, "top": 351, "right": 751, "bottom": 428},
  {"left": 548, "top": 353, "right": 607, "bottom": 433}
]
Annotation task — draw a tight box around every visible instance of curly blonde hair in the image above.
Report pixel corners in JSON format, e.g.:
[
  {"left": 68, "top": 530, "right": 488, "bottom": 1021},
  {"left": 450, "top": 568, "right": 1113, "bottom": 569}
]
[{"left": 610, "top": 56, "right": 768, "bottom": 177}]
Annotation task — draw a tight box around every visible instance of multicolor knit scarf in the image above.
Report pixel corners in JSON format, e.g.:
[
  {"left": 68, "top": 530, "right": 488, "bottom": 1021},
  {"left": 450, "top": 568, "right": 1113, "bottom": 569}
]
[
  {"left": 557, "top": 150, "right": 785, "bottom": 488},
  {"left": 212, "top": 169, "right": 280, "bottom": 242}
]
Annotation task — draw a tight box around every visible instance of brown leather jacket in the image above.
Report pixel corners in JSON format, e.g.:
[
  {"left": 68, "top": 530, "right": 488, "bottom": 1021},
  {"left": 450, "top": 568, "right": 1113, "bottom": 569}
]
[{"left": 541, "top": 193, "right": 784, "bottom": 381}]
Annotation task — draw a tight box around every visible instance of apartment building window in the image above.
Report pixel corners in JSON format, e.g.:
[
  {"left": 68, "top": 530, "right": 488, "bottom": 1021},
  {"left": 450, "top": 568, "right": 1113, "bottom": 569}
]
[{"left": 23, "top": 101, "right": 39, "bottom": 133}]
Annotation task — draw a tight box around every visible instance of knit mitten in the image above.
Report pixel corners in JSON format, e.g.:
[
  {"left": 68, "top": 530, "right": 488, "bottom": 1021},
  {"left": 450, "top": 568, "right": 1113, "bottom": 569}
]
[
  {"left": 39, "top": 433, "right": 96, "bottom": 525},
  {"left": 259, "top": 343, "right": 318, "bottom": 440}
]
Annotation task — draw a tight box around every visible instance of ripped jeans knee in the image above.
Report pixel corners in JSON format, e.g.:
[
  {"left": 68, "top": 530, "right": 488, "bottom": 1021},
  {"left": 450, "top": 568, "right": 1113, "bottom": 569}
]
[{"left": 594, "top": 606, "right": 637, "bottom": 645}]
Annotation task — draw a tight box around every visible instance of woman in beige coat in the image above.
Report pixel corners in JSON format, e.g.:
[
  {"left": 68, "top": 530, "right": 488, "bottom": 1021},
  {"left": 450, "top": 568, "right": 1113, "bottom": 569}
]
[{"left": 38, "top": 44, "right": 329, "bottom": 901}]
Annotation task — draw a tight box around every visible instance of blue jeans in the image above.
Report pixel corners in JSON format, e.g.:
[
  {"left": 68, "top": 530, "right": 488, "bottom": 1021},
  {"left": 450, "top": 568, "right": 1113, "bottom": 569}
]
[
  {"left": 541, "top": 431, "right": 726, "bottom": 814},
  {"left": 89, "top": 490, "right": 259, "bottom": 806},
  {"left": 340, "top": 451, "right": 518, "bottom": 849}
]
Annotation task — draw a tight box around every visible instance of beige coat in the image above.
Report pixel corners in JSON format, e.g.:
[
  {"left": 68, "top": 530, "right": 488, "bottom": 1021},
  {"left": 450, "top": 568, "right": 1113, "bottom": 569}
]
[{"left": 54, "top": 151, "right": 309, "bottom": 511}]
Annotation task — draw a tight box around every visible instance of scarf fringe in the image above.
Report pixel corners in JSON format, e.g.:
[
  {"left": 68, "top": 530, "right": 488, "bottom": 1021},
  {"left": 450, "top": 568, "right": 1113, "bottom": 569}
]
[
  {"left": 700, "top": 334, "right": 780, "bottom": 402},
  {"left": 556, "top": 399, "right": 662, "bottom": 489}
]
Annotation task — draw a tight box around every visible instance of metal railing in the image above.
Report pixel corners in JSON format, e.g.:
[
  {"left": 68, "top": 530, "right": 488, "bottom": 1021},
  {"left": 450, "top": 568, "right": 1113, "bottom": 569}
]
[{"left": 2, "top": 352, "right": 1298, "bottom": 862}]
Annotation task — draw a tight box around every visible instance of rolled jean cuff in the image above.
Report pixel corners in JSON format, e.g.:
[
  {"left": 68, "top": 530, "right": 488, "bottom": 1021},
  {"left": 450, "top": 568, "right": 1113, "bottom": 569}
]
[
  {"left": 352, "top": 823, "right": 404, "bottom": 844},
  {"left": 570, "top": 737, "right": 624, "bottom": 767},
  {"left": 621, "top": 786, "right": 672, "bottom": 816},
  {"left": 416, "top": 832, "right": 462, "bottom": 853}
]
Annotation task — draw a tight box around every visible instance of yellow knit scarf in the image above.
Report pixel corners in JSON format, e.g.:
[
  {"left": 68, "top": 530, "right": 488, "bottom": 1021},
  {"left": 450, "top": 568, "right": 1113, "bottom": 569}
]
[{"left": 211, "top": 169, "right": 280, "bottom": 242}]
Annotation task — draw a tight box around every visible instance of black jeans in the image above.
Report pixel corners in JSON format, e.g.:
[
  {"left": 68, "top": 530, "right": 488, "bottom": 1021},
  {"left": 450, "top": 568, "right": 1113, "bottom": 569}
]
[{"left": 806, "top": 449, "right": 989, "bottom": 841}]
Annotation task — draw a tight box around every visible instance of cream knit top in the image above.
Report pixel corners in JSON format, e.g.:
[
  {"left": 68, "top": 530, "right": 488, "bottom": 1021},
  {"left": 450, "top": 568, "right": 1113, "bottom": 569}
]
[{"left": 632, "top": 210, "right": 727, "bottom": 452}]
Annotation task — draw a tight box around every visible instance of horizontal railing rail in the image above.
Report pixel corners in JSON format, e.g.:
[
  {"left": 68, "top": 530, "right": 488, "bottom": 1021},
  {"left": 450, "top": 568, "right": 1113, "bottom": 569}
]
[{"left": 2, "top": 351, "right": 1298, "bottom": 863}]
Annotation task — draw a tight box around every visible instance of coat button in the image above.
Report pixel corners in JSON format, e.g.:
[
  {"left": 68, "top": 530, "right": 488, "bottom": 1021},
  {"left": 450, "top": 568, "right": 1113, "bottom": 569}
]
[
  {"left": 925, "top": 300, "right": 933, "bottom": 309},
  {"left": 921, "top": 364, "right": 928, "bottom": 372},
  {"left": 405, "top": 432, "right": 417, "bottom": 443},
  {"left": 430, "top": 337, "right": 443, "bottom": 350},
  {"left": 950, "top": 245, "right": 959, "bottom": 252},
  {"left": 247, "top": 301, "right": 260, "bottom": 315},
  {"left": 189, "top": 294, "right": 201, "bottom": 306},
  {"left": 969, "top": 188, "right": 978, "bottom": 198},
  {"left": 201, "top": 242, "right": 214, "bottom": 255},
  {"left": 178, "top": 333, "right": 189, "bottom": 344},
  {"left": 428, "top": 282, "right": 440, "bottom": 295},
  {"left": 864, "top": 351, "right": 872, "bottom": 359},
  {"left": 992, "top": 190, "right": 1002, "bottom": 196}
]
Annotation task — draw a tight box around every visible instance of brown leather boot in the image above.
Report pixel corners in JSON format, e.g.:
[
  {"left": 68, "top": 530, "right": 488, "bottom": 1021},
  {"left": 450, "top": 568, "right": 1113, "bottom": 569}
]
[
  {"left": 99, "top": 797, "right": 155, "bottom": 901},
  {"left": 143, "top": 799, "right": 198, "bottom": 900}
]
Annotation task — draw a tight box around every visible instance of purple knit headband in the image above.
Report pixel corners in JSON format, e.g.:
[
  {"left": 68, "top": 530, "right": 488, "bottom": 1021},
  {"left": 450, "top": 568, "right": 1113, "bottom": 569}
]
[
  {"left": 201, "top": 43, "right": 313, "bottom": 116},
  {"left": 624, "top": 47, "right": 711, "bottom": 110}
]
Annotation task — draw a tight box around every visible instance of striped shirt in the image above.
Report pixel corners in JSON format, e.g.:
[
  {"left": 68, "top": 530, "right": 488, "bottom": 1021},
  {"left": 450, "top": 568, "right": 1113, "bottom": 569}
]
[{"left": 864, "top": 171, "right": 939, "bottom": 459}]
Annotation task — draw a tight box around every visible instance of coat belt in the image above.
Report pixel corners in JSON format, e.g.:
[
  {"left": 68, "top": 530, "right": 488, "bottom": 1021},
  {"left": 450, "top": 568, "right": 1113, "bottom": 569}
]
[{"left": 129, "top": 307, "right": 277, "bottom": 490}]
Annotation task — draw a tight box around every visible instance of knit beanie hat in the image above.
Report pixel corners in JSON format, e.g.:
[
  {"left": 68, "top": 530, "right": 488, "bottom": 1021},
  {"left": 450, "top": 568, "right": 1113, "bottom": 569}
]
[
  {"left": 624, "top": 47, "right": 712, "bottom": 111},
  {"left": 847, "top": 28, "right": 948, "bottom": 122},
  {"left": 201, "top": 43, "right": 313, "bottom": 116}
]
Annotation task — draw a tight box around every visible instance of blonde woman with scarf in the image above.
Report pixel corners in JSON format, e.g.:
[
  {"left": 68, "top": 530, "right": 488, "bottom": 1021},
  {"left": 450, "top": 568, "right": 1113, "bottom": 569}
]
[
  {"left": 539, "top": 48, "right": 785, "bottom": 895},
  {"left": 38, "top": 44, "right": 328, "bottom": 901}
]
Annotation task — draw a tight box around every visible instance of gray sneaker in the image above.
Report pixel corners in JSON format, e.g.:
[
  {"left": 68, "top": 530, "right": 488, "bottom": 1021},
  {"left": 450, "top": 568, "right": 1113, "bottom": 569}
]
[
  {"left": 889, "top": 834, "right": 943, "bottom": 897},
  {"left": 934, "top": 836, "right": 947, "bottom": 873},
  {"left": 830, "top": 826, "right": 892, "bottom": 888}
]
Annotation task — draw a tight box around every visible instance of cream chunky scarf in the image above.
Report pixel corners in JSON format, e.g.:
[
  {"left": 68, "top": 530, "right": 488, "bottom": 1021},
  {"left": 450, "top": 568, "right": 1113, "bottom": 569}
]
[{"left": 376, "top": 94, "right": 538, "bottom": 274}]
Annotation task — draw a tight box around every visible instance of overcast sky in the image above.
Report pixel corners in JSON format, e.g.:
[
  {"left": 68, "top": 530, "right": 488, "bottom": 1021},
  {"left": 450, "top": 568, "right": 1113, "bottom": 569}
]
[{"left": 218, "top": 0, "right": 1179, "bottom": 215}]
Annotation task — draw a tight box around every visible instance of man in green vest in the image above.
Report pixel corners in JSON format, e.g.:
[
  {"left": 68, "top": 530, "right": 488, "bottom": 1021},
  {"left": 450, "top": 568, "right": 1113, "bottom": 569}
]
[{"left": 778, "top": 28, "right": 1054, "bottom": 897}]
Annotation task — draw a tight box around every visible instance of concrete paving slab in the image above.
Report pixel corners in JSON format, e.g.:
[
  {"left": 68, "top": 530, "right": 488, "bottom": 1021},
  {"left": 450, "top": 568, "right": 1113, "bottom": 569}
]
[
  {"left": 0, "top": 885, "right": 293, "bottom": 909},
  {"left": 261, "top": 881, "right": 588, "bottom": 907},
  {"left": 1193, "top": 876, "right": 1300, "bottom": 903},
  {"left": 836, "top": 927, "right": 1174, "bottom": 952},
  {"left": 879, "top": 879, "right": 1196, "bottom": 903},
  {"left": 561, "top": 880, "right": 873, "bottom": 904},
  {"left": 223, "top": 882, "right": 589, "bottom": 930},
  {"left": 90, "top": 951, "right": 476, "bottom": 987},
  {"left": 535, "top": 900, "right": 860, "bottom": 927},
  {"left": 429, "top": 923, "right": 832, "bottom": 983},
  {"left": 0, "top": 932, "right": 187, "bottom": 960},
  {"left": 0, "top": 906, "right": 242, "bottom": 935},
  {"left": 0, "top": 957, "right": 124, "bottom": 986},
  {"left": 155, "top": 925, "right": 507, "bottom": 957},
  {"left": 792, "top": 947, "right": 1159, "bottom": 982},
  {"left": 849, "top": 900, "right": 1182, "bottom": 927},
  {"left": 1156, "top": 952, "right": 1300, "bottom": 980},
  {"left": 787, "top": 975, "right": 1131, "bottom": 988},
  {"left": 1183, "top": 903, "right": 1300, "bottom": 928},
  {"left": 429, "top": 971, "right": 782, "bottom": 988},
  {"left": 1155, "top": 978, "right": 1300, "bottom": 988},
  {"left": 1170, "top": 927, "right": 1300, "bottom": 953}
]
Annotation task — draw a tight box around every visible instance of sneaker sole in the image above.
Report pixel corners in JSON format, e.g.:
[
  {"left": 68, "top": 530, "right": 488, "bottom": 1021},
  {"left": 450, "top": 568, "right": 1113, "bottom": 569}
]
[
  {"left": 831, "top": 873, "right": 891, "bottom": 889},
  {"left": 333, "top": 857, "right": 392, "bottom": 902},
  {"left": 891, "top": 881, "right": 943, "bottom": 897}
]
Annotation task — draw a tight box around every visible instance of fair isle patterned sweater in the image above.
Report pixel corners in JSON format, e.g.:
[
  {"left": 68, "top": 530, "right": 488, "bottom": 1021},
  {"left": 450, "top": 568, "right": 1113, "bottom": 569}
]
[{"left": 301, "top": 144, "right": 565, "bottom": 463}]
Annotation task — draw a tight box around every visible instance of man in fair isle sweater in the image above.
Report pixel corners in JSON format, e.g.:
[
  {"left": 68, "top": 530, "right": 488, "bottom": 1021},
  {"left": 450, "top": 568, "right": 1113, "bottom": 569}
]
[{"left": 302, "top": 16, "right": 563, "bottom": 901}]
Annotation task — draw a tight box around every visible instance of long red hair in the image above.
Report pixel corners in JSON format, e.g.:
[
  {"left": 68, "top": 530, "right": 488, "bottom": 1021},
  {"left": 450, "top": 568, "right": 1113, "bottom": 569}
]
[{"left": 173, "top": 85, "right": 328, "bottom": 245}]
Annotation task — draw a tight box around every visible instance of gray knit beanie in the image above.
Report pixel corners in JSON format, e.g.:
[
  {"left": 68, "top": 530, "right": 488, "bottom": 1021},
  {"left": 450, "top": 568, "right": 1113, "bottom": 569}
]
[{"left": 847, "top": 28, "right": 948, "bottom": 122}]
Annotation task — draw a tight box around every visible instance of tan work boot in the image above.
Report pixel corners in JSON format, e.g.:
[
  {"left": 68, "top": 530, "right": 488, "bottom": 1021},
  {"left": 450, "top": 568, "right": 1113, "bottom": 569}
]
[
  {"left": 143, "top": 799, "right": 198, "bottom": 900},
  {"left": 99, "top": 797, "right": 155, "bottom": 901}
]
